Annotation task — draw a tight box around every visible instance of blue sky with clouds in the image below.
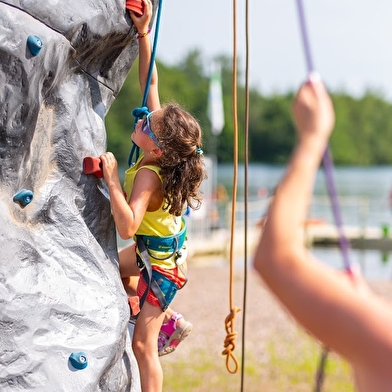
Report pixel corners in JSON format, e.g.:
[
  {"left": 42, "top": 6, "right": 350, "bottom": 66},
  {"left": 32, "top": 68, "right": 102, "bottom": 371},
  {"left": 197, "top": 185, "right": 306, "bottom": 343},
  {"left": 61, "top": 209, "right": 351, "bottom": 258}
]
[{"left": 156, "top": 0, "right": 392, "bottom": 99}]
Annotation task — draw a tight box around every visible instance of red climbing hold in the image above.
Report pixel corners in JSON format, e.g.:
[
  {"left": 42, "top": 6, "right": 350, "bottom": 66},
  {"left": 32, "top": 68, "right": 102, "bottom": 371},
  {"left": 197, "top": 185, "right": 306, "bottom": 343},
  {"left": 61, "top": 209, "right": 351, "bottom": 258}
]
[
  {"left": 83, "top": 156, "right": 103, "bottom": 178},
  {"left": 128, "top": 296, "right": 140, "bottom": 316},
  {"left": 126, "top": 0, "right": 144, "bottom": 16}
]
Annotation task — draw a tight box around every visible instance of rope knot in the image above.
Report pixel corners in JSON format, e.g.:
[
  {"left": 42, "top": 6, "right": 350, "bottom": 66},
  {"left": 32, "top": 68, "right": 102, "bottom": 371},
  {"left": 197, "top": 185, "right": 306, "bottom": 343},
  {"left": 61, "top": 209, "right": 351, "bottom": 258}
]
[
  {"left": 131, "top": 106, "right": 150, "bottom": 124},
  {"left": 222, "top": 306, "right": 241, "bottom": 374}
]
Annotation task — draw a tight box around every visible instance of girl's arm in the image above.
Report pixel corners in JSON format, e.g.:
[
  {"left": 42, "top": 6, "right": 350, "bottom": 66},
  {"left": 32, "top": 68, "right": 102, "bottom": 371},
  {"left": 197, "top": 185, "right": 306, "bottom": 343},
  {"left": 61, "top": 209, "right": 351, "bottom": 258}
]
[
  {"left": 130, "top": 0, "right": 160, "bottom": 111},
  {"left": 100, "top": 152, "right": 161, "bottom": 239},
  {"left": 253, "top": 77, "right": 392, "bottom": 373}
]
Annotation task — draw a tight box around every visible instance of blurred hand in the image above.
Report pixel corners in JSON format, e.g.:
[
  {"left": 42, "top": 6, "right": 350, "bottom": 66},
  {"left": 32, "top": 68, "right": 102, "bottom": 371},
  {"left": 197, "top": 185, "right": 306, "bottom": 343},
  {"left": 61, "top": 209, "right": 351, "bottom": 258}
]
[
  {"left": 346, "top": 262, "right": 371, "bottom": 298},
  {"left": 293, "top": 73, "right": 335, "bottom": 146}
]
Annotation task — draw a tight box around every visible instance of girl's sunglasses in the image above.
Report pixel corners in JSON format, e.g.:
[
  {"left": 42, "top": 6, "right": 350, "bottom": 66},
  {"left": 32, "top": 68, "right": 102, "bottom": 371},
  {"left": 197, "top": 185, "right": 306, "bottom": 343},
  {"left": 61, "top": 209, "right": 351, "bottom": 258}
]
[{"left": 141, "top": 112, "right": 162, "bottom": 148}]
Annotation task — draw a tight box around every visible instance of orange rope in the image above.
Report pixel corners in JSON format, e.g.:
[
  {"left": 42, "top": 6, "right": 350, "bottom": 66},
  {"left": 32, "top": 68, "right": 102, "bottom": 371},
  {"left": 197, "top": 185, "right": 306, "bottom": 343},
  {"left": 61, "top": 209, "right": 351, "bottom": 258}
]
[
  {"left": 222, "top": 306, "right": 241, "bottom": 373},
  {"left": 222, "top": 0, "right": 241, "bottom": 374}
]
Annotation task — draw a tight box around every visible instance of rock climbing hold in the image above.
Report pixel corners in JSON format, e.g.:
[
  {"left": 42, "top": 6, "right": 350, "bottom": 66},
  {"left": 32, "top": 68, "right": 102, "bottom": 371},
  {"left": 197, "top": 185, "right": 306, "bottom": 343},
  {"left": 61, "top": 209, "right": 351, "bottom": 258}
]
[
  {"left": 13, "top": 189, "right": 34, "bottom": 207},
  {"left": 126, "top": 0, "right": 144, "bottom": 17},
  {"left": 27, "top": 35, "right": 44, "bottom": 56},
  {"left": 83, "top": 156, "right": 103, "bottom": 178},
  {"left": 128, "top": 295, "right": 140, "bottom": 317},
  {"left": 69, "top": 352, "right": 88, "bottom": 370}
]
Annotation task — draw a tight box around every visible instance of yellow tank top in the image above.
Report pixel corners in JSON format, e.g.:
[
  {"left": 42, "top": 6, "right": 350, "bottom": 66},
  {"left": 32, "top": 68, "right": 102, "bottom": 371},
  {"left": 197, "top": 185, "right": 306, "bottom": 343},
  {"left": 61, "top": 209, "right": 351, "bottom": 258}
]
[{"left": 123, "top": 154, "right": 187, "bottom": 268}]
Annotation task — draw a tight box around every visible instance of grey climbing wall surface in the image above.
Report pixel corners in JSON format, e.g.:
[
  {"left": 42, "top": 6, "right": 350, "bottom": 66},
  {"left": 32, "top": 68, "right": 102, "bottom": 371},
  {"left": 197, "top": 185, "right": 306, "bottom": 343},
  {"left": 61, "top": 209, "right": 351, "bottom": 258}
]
[{"left": 0, "top": 0, "right": 146, "bottom": 390}]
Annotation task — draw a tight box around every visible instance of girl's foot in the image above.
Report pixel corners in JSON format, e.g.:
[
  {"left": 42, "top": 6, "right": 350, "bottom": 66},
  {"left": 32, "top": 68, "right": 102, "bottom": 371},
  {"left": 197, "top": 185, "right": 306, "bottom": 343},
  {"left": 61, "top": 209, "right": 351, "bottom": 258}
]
[{"left": 158, "top": 313, "right": 193, "bottom": 356}]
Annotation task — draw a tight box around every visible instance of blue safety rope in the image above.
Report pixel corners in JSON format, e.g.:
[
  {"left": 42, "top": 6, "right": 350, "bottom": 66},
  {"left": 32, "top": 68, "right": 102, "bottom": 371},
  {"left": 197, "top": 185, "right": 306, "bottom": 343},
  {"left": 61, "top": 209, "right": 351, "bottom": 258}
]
[
  {"left": 295, "top": 1, "right": 352, "bottom": 391},
  {"left": 128, "top": 0, "right": 164, "bottom": 167}
]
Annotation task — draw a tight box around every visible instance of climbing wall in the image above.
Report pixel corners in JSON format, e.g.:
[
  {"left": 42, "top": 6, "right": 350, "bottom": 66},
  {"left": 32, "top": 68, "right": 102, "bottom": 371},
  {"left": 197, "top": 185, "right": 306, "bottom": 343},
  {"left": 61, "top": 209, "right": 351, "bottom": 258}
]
[{"left": 0, "top": 1, "right": 145, "bottom": 390}]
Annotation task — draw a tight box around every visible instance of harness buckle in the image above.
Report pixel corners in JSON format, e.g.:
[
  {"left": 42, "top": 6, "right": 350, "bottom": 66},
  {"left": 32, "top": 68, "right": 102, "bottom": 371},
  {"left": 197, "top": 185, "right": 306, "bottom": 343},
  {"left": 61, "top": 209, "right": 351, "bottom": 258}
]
[{"left": 136, "top": 255, "right": 145, "bottom": 270}]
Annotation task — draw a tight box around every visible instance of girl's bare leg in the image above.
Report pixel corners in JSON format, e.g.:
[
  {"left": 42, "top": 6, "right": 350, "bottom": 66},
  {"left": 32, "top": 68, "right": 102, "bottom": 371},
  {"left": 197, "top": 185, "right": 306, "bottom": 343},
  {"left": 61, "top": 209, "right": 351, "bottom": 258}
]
[
  {"left": 119, "top": 244, "right": 139, "bottom": 278},
  {"left": 133, "top": 301, "right": 165, "bottom": 392}
]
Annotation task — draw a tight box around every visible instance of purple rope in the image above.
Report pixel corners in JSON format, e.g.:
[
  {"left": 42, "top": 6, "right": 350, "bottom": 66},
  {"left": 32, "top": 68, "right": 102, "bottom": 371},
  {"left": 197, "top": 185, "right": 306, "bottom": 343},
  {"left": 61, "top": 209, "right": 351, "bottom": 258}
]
[
  {"left": 322, "top": 149, "right": 351, "bottom": 270},
  {"left": 295, "top": 0, "right": 351, "bottom": 271},
  {"left": 295, "top": 2, "right": 351, "bottom": 391},
  {"left": 296, "top": 0, "right": 314, "bottom": 73}
]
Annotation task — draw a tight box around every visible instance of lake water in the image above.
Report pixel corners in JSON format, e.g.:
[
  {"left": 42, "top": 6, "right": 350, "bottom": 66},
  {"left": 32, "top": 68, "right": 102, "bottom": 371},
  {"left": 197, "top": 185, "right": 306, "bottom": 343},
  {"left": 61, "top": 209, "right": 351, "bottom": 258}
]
[
  {"left": 216, "top": 163, "right": 392, "bottom": 281},
  {"left": 117, "top": 163, "right": 392, "bottom": 280}
]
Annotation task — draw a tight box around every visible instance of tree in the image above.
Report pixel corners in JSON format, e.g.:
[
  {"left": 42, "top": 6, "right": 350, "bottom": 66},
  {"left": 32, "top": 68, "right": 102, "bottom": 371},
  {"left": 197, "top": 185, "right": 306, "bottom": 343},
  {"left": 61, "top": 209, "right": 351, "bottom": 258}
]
[{"left": 105, "top": 49, "right": 392, "bottom": 166}]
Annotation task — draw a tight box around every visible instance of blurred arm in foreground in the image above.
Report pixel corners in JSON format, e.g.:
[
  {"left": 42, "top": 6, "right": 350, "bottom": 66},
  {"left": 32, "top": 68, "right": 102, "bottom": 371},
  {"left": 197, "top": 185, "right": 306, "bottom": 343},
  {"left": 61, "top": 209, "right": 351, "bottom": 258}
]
[{"left": 253, "top": 75, "right": 392, "bottom": 392}]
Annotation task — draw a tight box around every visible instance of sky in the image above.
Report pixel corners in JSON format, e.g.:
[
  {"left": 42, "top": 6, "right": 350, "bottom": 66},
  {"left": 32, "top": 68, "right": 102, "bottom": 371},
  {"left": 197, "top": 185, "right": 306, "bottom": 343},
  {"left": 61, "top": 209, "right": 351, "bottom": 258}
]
[{"left": 155, "top": 0, "right": 392, "bottom": 99}]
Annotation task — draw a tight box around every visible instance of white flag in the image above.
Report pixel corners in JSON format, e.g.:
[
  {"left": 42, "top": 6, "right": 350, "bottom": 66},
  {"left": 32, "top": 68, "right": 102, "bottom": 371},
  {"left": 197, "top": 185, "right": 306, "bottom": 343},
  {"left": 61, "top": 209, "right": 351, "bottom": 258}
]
[{"left": 207, "top": 62, "right": 225, "bottom": 135}]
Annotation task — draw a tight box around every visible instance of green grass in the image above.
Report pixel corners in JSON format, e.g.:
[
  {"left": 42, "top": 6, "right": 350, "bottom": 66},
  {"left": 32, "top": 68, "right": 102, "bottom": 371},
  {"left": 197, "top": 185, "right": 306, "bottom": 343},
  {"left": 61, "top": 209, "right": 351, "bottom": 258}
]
[{"left": 162, "top": 331, "right": 354, "bottom": 392}]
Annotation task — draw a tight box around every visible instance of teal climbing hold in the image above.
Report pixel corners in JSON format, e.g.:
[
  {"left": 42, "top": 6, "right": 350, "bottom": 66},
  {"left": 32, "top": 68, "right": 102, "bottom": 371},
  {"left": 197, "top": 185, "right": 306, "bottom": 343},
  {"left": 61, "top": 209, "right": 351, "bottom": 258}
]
[
  {"left": 13, "top": 189, "right": 34, "bottom": 207},
  {"left": 69, "top": 352, "right": 88, "bottom": 370},
  {"left": 27, "top": 35, "right": 43, "bottom": 56}
]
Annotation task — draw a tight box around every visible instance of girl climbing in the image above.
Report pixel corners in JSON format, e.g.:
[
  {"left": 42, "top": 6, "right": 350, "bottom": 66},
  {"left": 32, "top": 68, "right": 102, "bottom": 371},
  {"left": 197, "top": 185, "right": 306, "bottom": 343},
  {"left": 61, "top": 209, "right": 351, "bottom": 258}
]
[{"left": 100, "top": 0, "right": 206, "bottom": 391}]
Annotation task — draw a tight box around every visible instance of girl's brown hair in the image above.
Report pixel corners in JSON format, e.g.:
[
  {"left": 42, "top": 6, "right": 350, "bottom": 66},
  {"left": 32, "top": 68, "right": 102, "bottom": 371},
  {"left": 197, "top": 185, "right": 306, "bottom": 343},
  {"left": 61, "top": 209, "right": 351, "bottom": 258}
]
[{"left": 154, "top": 103, "right": 206, "bottom": 216}]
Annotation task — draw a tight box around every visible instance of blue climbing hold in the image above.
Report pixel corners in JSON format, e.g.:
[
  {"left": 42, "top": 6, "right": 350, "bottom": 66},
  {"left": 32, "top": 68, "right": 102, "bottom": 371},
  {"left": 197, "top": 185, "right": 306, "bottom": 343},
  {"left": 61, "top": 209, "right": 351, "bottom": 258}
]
[
  {"left": 27, "top": 35, "right": 43, "bottom": 56},
  {"left": 13, "top": 189, "right": 34, "bottom": 207},
  {"left": 69, "top": 352, "right": 88, "bottom": 370}
]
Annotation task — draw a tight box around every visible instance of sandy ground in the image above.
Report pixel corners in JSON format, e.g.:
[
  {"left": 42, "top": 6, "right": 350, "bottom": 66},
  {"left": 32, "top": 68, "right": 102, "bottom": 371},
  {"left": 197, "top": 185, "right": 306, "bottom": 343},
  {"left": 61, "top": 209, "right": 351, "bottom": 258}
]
[
  {"left": 164, "top": 258, "right": 298, "bottom": 361},
  {"left": 160, "top": 255, "right": 392, "bottom": 391}
]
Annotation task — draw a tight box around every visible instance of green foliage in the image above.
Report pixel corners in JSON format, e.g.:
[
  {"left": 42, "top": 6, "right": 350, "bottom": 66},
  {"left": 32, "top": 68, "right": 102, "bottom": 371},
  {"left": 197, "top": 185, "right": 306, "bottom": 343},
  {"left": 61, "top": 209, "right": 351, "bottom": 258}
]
[
  {"left": 248, "top": 90, "right": 295, "bottom": 164},
  {"left": 105, "top": 50, "right": 392, "bottom": 166},
  {"left": 331, "top": 91, "right": 392, "bottom": 165}
]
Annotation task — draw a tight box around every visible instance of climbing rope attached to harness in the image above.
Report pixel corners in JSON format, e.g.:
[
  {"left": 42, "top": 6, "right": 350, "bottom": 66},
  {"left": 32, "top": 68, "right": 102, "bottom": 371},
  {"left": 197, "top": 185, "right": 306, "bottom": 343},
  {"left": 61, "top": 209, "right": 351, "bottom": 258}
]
[
  {"left": 128, "top": 0, "right": 164, "bottom": 167},
  {"left": 295, "top": 1, "right": 352, "bottom": 390},
  {"left": 126, "top": 0, "right": 164, "bottom": 311}
]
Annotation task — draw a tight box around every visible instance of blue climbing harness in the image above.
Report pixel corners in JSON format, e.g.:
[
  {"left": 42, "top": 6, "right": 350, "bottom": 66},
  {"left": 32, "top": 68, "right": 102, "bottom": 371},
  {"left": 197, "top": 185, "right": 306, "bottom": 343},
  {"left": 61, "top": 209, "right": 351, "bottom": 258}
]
[
  {"left": 135, "top": 219, "right": 188, "bottom": 313},
  {"left": 139, "top": 217, "right": 187, "bottom": 259}
]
